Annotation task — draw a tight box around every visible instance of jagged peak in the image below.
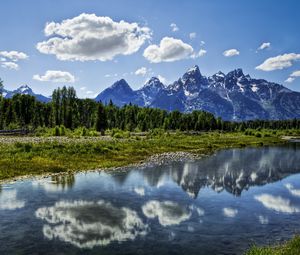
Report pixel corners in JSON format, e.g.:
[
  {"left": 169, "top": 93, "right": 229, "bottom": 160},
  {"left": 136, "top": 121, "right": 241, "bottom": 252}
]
[
  {"left": 111, "top": 79, "right": 132, "bottom": 90},
  {"left": 227, "top": 68, "right": 244, "bottom": 78},
  {"left": 143, "top": 77, "right": 164, "bottom": 88},
  {"left": 181, "top": 65, "right": 204, "bottom": 84},
  {"left": 186, "top": 65, "right": 200, "bottom": 74}
]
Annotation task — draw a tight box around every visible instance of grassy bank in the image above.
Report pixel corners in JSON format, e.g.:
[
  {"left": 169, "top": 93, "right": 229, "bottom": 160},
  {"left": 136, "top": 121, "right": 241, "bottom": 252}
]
[
  {"left": 246, "top": 236, "right": 300, "bottom": 255},
  {"left": 0, "top": 130, "right": 286, "bottom": 181}
]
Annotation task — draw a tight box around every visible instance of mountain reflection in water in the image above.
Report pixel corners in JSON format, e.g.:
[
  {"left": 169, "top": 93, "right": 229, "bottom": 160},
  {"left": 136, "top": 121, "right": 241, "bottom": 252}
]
[{"left": 1, "top": 144, "right": 300, "bottom": 255}]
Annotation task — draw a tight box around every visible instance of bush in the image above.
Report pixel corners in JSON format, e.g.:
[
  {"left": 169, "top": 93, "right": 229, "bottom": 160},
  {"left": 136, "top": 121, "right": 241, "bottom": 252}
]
[
  {"left": 60, "top": 125, "right": 66, "bottom": 136},
  {"left": 255, "top": 132, "right": 262, "bottom": 138},
  {"left": 53, "top": 126, "right": 60, "bottom": 136},
  {"left": 81, "top": 127, "right": 87, "bottom": 136}
]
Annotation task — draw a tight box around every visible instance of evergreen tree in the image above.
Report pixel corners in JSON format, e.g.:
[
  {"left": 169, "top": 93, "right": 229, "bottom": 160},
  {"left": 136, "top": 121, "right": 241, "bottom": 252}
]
[{"left": 95, "top": 102, "right": 107, "bottom": 135}]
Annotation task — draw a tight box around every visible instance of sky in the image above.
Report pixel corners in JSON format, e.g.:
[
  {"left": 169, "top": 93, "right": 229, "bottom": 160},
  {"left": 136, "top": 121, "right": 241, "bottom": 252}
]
[{"left": 0, "top": 0, "right": 300, "bottom": 98}]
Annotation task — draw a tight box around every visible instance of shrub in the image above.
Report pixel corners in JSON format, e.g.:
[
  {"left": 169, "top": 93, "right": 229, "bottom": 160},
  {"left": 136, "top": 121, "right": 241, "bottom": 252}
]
[{"left": 53, "top": 126, "right": 60, "bottom": 136}]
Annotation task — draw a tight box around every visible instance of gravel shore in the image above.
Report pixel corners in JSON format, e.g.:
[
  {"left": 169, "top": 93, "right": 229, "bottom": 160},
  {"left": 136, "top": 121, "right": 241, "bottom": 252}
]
[
  {"left": 0, "top": 136, "right": 113, "bottom": 144},
  {"left": 0, "top": 150, "right": 202, "bottom": 185}
]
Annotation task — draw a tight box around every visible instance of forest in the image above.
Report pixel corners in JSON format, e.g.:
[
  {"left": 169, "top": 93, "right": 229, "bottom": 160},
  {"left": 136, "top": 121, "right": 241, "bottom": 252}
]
[{"left": 1, "top": 84, "right": 300, "bottom": 133}]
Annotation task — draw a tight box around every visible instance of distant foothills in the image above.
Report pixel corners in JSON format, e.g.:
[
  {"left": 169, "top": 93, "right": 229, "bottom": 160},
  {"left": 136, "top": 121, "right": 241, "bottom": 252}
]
[{"left": 1, "top": 65, "right": 300, "bottom": 121}]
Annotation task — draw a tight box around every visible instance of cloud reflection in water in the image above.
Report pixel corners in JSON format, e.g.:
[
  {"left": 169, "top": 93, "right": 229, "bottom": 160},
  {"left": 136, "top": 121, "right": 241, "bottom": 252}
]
[{"left": 35, "top": 200, "right": 148, "bottom": 249}]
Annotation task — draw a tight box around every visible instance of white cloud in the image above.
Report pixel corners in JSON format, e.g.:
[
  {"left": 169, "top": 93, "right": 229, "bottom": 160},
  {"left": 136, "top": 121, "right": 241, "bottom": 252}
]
[
  {"left": 189, "top": 32, "right": 196, "bottom": 39},
  {"left": 170, "top": 23, "right": 179, "bottom": 32},
  {"left": 36, "top": 13, "right": 151, "bottom": 61},
  {"left": 0, "top": 50, "right": 28, "bottom": 62},
  {"left": 197, "top": 49, "right": 207, "bottom": 57},
  {"left": 285, "top": 184, "right": 300, "bottom": 197},
  {"left": 291, "top": 70, "right": 300, "bottom": 77},
  {"left": 258, "top": 42, "right": 271, "bottom": 51},
  {"left": 223, "top": 207, "right": 238, "bottom": 218},
  {"left": 1, "top": 62, "right": 19, "bottom": 70},
  {"left": 104, "top": 73, "right": 118, "bottom": 78},
  {"left": 35, "top": 200, "right": 148, "bottom": 249},
  {"left": 86, "top": 90, "right": 94, "bottom": 95},
  {"left": 135, "top": 67, "right": 149, "bottom": 76},
  {"left": 33, "top": 70, "right": 75, "bottom": 83},
  {"left": 80, "top": 86, "right": 86, "bottom": 90},
  {"left": 142, "top": 200, "right": 191, "bottom": 226},
  {"left": 0, "top": 57, "right": 6, "bottom": 61},
  {"left": 200, "top": 41, "right": 205, "bottom": 46},
  {"left": 256, "top": 53, "right": 300, "bottom": 71},
  {"left": 285, "top": 77, "right": 295, "bottom": 83},
  {"left": 134, "top": 187, "right": 145, "bottom": 196},
  {"left": 157, "top": 75, "right": 168, "bottom": 84},
  {"left": 0, "top": 189, "right": 25, "bottom": 210},
  {"left": 143, "top": 37, "right": 195, "bottom": 63},
  {"left": 223, "top": 49, "right": 240, "bottom": 57},
  {"left": 254, "top": 194, "right": 300, "bottom": 213}
]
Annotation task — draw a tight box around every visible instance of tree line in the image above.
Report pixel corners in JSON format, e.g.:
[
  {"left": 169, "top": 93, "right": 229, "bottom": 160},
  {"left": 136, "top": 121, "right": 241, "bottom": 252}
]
[{"left": 0, "top": 85, "right": 300, "bottom": 133}]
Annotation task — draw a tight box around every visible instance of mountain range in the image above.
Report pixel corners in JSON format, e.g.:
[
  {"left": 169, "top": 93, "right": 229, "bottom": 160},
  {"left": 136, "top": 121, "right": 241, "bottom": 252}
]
[
  {"left": 96, "top": 66, "right": 300, "bottom": 121},
  {"left": 2, "top": 65, "right": 300, "bottom": 120},
  {"left": 1, "top": 84, "right": 51, "bottom": 103}
]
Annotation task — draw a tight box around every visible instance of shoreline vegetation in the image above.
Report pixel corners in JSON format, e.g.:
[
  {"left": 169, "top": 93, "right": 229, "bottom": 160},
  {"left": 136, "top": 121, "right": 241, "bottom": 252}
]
[
  {"left": 246, "top": 236, "right": 300, "bottom": 255},
  {"left": 0, "top": 127, "right": 297, "bottom": 182}
]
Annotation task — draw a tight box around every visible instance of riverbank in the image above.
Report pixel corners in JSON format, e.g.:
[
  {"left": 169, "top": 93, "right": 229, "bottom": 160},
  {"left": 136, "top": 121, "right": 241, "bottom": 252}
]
[
  {"left": 246, "top": 235, "right": 300, "bottom": 255},
  {"left": 0, "top": 131, "right": 286, "bottom": 182}
]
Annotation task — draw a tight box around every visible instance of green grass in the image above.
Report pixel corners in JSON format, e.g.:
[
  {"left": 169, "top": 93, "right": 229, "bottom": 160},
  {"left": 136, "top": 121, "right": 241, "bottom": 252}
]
[
  {"left": 246, "top": 236, "right": 300, "bottom": 255},
  {"left": 0, "top": 131, "right": 286, "bottom": 180}
]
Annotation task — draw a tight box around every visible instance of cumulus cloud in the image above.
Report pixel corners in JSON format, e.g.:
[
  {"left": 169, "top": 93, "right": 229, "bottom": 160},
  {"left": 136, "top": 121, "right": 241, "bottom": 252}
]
[
  {"left": 1, "top": 62, "right": 19, "bottom": 70},
  {"left": 33, "top": 70, "right": 75, "bottom": 83},
  {"left": 0, "top": 189, "right": 25, "bottom": 210},
  {"left": 223, "top": 49, "right": 240, "bottom": 57},
  {"left": 196, "top": 49, "right": 207, "bottom": 57},
  {"left": 291, "top": 70, "right": 300, "bottom": 77},
  {"left": 223, "top": 207, "right": 238, "bottom": 218},
  {"left": 170, "top": 23, "right": 179, "bottom": 32},
  {"left": 0, "top": 50, "right": 28, "bottom": 62},
  {"left": 36, "top": 13, "right": 151, "bottom": 61},
  {"left": 254, "top": 194, "right": 300, "bottom": 213},
  {"left": 256, "top": 53, "right": 300, "bottom": 71},
  {"left": 142, "top": 200, "right": 191, "bottom": 226},
  {"left": 35, "top": 200, "right": 148, "bottom": 249},
  {"left": 284, "top": 69, "right": 300, "bottom": 84},
  {"left": 189, "top": 32, "right": 196, "bottom": 39},
  {"left": 135, "top": 67, "right": 149, "bottom": 76},
  {"left": 285, "top": 77, "right": 295, "bottom": 83},
  {"left": 143, "top": 37, "right": 195, "bottom": 63},
  {"left": 258, "top": 42, "right": 271, "bottom": 51}
]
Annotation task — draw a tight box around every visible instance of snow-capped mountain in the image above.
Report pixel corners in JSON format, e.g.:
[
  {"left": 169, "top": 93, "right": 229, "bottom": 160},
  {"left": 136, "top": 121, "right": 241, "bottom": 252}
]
[
  {"left": 2, "top": 85, "right": 51, "bottom": 102},
  {"left": 95, "top": 65, "right": 300, "bottom": 120}
]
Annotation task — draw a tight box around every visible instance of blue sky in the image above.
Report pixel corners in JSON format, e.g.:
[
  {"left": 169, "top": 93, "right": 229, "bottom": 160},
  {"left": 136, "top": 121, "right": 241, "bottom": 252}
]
[{"left": 0, "top": 0, "right": 299, "bottom": 97}]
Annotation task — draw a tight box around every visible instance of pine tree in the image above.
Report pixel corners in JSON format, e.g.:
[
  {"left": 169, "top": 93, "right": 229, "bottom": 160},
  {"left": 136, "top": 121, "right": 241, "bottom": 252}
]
[{"left": 95, "top": 102, "right": 107, "bottom": 135}]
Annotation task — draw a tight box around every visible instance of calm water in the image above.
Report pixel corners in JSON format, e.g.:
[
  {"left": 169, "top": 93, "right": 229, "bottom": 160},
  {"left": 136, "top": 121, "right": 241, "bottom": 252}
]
[{"left": 1, "top": 144, "right": 300, "bottom": 255}]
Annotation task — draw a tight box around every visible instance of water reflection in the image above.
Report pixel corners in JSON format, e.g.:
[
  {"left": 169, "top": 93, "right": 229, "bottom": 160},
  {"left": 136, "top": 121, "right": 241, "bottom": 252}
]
[
  {"left": 134, "top": 144, "right": 300, "bottom": 198},
  {"left": 254, "top": 194, "right": 300, "bottom": 213},
  {"left": 142, "top": 200, "right": 191, "bottom": 226},
  {"left": 2, "top": 144, "right": 300, "bottom": 255},
  {"left": 35, "top": 200, "right": 148, "bottom": 249},
  {"left": 32, "top": 174, "right": 75, "bottom": 192},
  {"left": 0, "top": 189, "right": 25, "bottom": 210}
]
